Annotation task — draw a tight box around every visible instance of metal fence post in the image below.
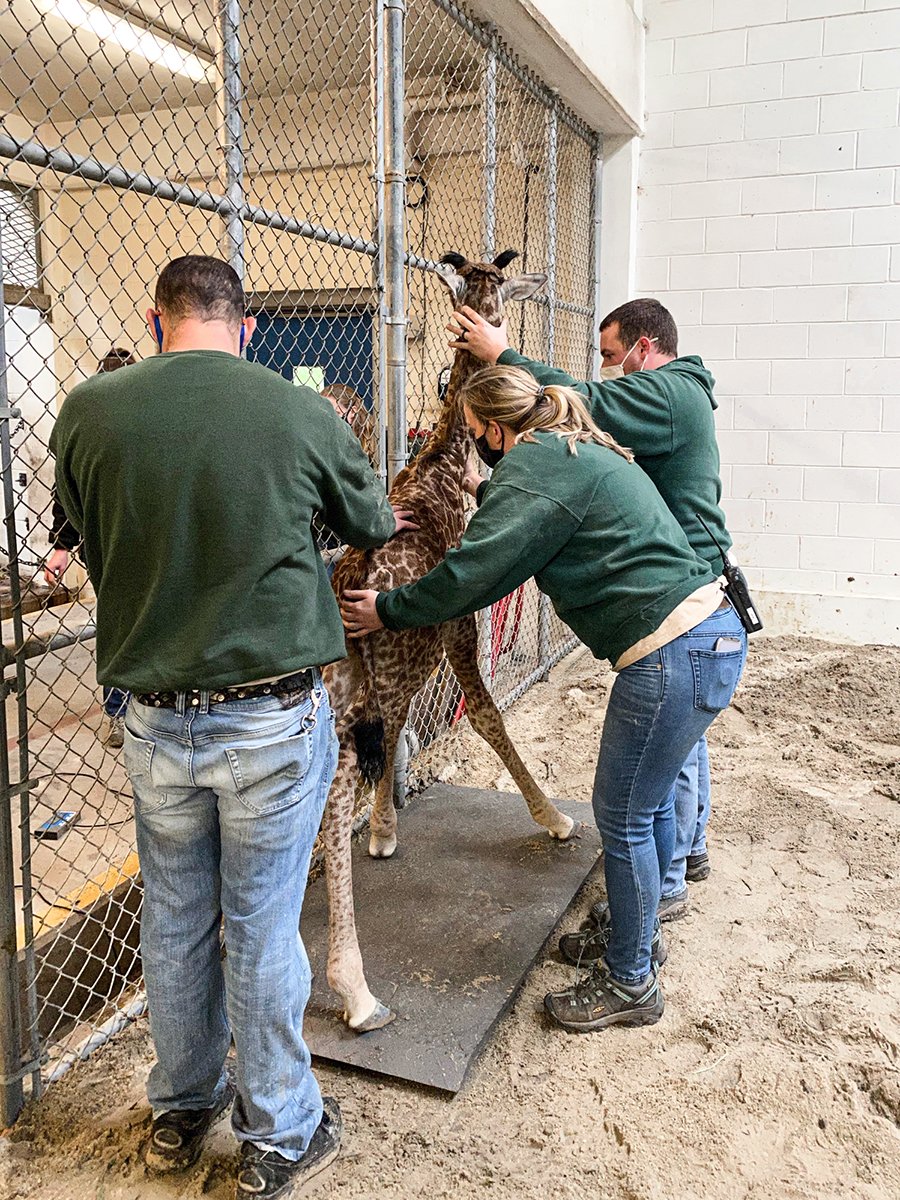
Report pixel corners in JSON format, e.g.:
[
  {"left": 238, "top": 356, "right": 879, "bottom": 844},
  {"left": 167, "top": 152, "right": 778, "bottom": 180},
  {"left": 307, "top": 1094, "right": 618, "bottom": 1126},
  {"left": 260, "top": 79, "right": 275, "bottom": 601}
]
[
  {"left": 220, "top": 0, "right": 246, "bottom": 284},
  {"left": 477, "top": 24, "right": 499, "bottom": 690},
  {"left": 591, "top": 140, "right": 604, "bottom": 378},
  {"left": 383, "top": 0, "right": 410, "bottom": 798},
  {"left": 483, "top": 25, "right": 497, "bottom": 261},
  {"left": 0, "top": 228, "right": 25, "bottom": 1127},
  {"left": 372, "top": 0, "right": 389, "bottom": 485},
  {"left": 537, "top": 94, "right": 559, "bottom": 680},
  {"left": 384, "top": 0, "right": 408, "bottom": 489},
  {"left": 545, "top": 93, "right": 558, "bottom": 365}
]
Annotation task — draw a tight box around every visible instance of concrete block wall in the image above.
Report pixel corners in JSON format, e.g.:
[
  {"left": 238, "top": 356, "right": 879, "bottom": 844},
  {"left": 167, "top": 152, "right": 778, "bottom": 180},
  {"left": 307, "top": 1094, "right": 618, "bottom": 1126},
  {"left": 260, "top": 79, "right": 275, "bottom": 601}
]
[{"left": 638, "top": 0, "right": 900, "bottom": 644}]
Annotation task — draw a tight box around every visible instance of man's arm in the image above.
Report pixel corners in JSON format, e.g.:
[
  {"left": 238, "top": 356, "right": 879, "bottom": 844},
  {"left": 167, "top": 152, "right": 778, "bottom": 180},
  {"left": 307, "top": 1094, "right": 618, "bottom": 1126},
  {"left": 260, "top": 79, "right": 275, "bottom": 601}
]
[
  {"left": 49, "top": 490, "right": 80, "bottom": 552},
  {"left": 496, "top": 348, "right": 594, "bottom": 397},
  {"left": 316, "top": 407, "right": 398, "bottom": 549},
  {"left": 49, "top": 410, "right": 85, "bottom": 541},
  {"left": 450, "top": 307, "right": 673, "bottom": 458}
]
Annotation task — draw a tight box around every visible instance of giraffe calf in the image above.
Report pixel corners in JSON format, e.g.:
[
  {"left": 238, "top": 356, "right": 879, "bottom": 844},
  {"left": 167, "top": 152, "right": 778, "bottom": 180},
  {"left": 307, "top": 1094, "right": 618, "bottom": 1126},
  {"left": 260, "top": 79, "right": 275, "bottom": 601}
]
[{"left": 322, "top": 251, "right": 575, "bottom": 1032}]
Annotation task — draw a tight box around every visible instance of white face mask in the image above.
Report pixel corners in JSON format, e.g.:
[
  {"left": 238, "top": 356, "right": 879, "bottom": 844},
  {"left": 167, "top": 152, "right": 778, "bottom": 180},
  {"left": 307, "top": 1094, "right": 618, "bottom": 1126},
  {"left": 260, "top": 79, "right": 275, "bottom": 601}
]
[
  {"left": 618, "top": 336, "right": 658, "bottom": 374},
  {"left": 600, "top": 364, "right": 624, "bottom": 381}
]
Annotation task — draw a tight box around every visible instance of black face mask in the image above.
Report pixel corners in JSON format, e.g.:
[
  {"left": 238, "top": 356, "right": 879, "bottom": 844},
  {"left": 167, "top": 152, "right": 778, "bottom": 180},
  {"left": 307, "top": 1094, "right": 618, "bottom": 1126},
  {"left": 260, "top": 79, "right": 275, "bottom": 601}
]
[{"left": 475, "top": 431, "right": 504, "bottom": 469}]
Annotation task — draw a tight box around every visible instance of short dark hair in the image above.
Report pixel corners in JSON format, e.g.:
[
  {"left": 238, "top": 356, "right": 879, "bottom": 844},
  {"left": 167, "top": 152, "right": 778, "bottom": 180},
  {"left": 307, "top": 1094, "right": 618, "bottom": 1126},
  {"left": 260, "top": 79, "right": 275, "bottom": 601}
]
[
  {"left": 600, "top": 298, "right": 678, "bottom": 357},
  {"left": 98, "top": 347, "right": 135, "bottom": 373},
  {"left": 154, "top": 255, "right": 244, "bottom": 326}
]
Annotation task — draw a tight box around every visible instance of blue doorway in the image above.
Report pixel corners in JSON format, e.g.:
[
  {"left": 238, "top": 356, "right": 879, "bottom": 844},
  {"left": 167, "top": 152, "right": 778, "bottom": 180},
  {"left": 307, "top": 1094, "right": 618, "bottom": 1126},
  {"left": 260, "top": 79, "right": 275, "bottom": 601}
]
[{"left": 247, "top": 311, "right": 374, "bottom": 406}]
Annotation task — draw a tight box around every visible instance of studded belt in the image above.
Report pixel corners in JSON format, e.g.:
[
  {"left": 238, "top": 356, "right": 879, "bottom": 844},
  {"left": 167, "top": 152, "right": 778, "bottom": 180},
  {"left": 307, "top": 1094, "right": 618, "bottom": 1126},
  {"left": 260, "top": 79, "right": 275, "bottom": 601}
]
[{"left": 135, "top": 668, "right": 317, "bottom": 710}]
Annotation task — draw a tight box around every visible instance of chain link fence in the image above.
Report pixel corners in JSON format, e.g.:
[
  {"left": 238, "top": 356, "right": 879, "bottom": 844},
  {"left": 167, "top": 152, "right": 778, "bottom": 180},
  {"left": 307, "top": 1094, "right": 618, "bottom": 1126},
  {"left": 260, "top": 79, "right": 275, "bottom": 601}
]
[{"left": 0, "top": 0, "right": 600, "bottom": 1123}]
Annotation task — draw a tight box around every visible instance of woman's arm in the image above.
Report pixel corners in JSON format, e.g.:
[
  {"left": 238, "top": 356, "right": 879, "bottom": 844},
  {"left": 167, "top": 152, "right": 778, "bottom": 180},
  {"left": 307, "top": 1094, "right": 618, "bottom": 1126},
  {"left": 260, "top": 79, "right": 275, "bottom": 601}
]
[{"left": 341, "top": 481, "right": 578, "bottom": 637}]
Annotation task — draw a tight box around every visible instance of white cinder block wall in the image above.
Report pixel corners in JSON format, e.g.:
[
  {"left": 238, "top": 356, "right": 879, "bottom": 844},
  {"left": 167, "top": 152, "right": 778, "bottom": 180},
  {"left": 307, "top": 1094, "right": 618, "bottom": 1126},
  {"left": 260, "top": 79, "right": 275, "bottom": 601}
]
[{"left": 637, "top": 0, "right": 900, "bottom": 644}]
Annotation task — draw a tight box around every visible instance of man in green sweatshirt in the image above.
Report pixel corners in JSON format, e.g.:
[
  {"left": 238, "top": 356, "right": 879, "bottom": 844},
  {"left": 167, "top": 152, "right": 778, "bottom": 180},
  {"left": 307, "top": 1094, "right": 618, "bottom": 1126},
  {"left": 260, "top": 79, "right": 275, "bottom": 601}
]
[
  {"left": 51, "top": 255, "right": 410, "bottom": 1200},
  {"left": 449, "top": 297, "right": 734, "bottom": 920}
]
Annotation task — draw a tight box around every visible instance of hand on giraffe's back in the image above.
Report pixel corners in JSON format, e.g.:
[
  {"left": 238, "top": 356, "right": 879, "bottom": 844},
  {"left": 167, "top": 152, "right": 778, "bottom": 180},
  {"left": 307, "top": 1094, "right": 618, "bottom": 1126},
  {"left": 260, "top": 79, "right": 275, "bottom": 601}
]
[
  {"left": 340, "top": 589, "right": 383, "bottom": 637},
  {"left": 391, "top": 507, "right": 419, "bottom": 535},
  {"left": 447, "top": 307, "right": 511, "bottom": 364}
]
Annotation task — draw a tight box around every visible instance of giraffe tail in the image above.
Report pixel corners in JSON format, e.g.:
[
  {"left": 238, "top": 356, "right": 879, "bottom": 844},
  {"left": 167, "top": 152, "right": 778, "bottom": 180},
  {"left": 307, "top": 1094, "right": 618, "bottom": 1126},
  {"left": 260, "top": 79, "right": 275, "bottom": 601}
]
[
  {"left": 352, "top": 639, "right": 386, "bottom": 786},
  {"left": 353, "top": 713, "right": 386, "bottom": 787}
]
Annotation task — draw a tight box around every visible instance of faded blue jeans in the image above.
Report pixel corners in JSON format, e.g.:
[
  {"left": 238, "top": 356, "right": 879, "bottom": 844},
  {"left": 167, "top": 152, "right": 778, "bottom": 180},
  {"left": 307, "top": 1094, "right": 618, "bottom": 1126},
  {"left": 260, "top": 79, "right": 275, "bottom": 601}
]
[
  {"left": 592, "top": 604, "right": 747, "bottom": 984},
  {"left": 661, "top": 735, "right": 711, "bottom": 900},
  {"left": 103, "top": 686, "right": 130, "bottom": 718},
  {"left": 124, "top": 676, "right": 337, "bottom": 1160}
]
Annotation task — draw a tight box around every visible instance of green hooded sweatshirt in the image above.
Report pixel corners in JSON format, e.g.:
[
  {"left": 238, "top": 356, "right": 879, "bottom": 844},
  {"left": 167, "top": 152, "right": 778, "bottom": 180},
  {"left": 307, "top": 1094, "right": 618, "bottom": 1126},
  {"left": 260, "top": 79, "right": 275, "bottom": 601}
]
[
  {"left": 51, "top": 351, "right": 396, "bottom": 692},
  {"left": 496, "top": 351, "right": 731, "bottom": 572},
  {"left": 377, "top": 431, "right": 716, "bottom": 666}
]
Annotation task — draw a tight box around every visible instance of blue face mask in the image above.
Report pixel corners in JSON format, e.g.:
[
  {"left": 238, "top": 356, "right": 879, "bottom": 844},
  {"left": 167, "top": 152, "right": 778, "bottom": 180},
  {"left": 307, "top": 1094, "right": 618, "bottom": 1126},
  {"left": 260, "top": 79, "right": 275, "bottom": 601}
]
[{"left": 152, "top": 314, "right": 246, "bottom": 352}]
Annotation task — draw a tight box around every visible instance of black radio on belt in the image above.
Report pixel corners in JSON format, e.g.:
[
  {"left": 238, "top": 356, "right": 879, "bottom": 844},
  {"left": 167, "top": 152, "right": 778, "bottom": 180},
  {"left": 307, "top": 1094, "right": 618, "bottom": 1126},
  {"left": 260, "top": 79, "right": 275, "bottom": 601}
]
[{"left": 696, "top": 514, "right": 764, "bottom": 635}]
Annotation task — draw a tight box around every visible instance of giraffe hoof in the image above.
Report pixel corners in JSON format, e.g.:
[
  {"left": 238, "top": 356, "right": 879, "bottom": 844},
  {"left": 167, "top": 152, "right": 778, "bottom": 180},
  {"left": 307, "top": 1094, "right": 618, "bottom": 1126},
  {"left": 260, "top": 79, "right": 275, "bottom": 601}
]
[
  {"left": 368, "top": 833, "right": 398, "bottom": 858},
  {"left": 348, "top": 1000, "right": 396, "bottom": 1033},
  {"left": 549, "top": 814, "right": 576, "bottom": 840}
]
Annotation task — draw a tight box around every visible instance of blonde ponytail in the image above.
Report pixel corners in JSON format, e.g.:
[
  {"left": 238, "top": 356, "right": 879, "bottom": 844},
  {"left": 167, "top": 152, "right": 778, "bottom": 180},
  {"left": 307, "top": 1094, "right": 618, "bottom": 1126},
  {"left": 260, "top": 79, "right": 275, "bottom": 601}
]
[{"left": 460, "top": 366, "right": 634, "bottom": 461}]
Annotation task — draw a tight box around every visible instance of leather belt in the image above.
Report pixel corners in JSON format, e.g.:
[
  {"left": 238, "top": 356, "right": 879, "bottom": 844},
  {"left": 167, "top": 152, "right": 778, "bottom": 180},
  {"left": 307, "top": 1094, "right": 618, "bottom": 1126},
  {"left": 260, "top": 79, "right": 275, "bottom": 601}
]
[{"left": 135, "top": 668, "right": 317, "bottom": 710}]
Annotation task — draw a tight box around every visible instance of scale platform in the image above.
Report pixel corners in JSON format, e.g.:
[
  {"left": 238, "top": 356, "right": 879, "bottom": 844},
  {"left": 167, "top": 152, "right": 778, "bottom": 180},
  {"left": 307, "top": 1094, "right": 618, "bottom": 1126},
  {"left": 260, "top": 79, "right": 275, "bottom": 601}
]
[{"left": 302, "top": 783, "right": 601, "bottom": 1093}]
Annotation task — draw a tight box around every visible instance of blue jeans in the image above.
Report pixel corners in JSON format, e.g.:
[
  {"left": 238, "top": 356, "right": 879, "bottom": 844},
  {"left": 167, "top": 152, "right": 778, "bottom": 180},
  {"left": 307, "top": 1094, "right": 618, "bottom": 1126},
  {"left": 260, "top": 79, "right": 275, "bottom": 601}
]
[
  {"left": 103, "top": 686, "right": 130, "bottom": 718},
  {"left": 661, "top": 735, "right": 711, "bottom": 900},
  {"left": 123, "top": 677, "right": 337, "bottom": 1160},
  {"left": 592, "top": 604, "right": 747, "bottom": 984}
]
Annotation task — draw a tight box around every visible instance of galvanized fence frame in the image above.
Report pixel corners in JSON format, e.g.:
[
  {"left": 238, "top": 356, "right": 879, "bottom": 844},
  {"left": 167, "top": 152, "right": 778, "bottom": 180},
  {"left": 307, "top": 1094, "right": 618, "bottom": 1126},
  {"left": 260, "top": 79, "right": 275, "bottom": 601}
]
[{"left": 0, "top": 0, "right": 601, "bottom": 1124}]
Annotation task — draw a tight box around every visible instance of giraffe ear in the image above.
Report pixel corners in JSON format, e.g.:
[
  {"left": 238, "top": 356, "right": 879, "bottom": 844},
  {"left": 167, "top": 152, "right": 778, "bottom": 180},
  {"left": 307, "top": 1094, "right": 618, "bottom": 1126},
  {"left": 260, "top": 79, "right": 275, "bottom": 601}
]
[
  {"left": 434, "top": 260, "right": 466, "bottom": 301},
  {"left": 500, "top": 272, "right": 547, "bottom": 303}
]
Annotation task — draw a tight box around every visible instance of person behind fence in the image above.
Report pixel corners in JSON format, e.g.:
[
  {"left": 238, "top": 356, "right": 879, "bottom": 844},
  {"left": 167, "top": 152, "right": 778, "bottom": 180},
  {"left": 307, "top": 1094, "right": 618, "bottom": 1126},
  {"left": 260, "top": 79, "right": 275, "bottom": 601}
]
[
  {"left": 50, "top": 255, "right": 415, "bottom": 1200},
  {"left": 448, "top": 297, "right": 737, "bottom": 922},
  {"left": 340, "top": 366, "right": 747, "bottom": 1034},
  {"left": 44, "top": 346, "right": 136, "bottom": 748}
]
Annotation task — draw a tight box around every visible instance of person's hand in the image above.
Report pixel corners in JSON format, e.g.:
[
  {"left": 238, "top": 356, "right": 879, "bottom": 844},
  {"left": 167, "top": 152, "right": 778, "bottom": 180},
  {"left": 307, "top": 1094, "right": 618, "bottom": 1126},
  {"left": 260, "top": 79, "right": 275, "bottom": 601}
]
[
  {"left": 446, "top": 307, "right": 510, "bottom": 364},
  {"left": 43, "top": 548, "right": 69, "bottom": 586},
  {"left": 392, "top": 507, "right": 419, "bottom": 536},
  {"left": 341, "top": 589, "right": 384, "bottom": 638},
  {"left": 463, "top": 460, "right": 483, "bottom": 498}
]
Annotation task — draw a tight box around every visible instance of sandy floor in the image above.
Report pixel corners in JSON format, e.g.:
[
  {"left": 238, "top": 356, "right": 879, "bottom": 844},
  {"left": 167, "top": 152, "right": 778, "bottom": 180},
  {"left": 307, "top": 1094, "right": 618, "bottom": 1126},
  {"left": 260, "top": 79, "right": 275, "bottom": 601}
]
[{"left": 3, "top": 634, "right": 900, "bottom": 1200}]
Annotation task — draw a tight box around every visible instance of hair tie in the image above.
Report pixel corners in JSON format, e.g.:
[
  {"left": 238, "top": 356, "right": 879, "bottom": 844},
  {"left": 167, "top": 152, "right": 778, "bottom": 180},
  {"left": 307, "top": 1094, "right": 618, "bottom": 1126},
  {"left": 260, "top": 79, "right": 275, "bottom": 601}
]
[{"left": 535, "top": 385, "right": 547, "bottom": 402}]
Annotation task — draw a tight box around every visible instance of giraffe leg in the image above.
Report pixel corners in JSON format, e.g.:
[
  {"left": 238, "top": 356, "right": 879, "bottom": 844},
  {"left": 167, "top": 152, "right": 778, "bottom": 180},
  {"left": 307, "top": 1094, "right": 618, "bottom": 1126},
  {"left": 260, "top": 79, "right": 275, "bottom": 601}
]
[
  {"left": 442, "top": 616, "right": 575, "bottom": 840},
  {"left": 323, "top": 695, "right": 395, "bottom": 1032},
  {"left": 367, "top": 714, "right": 405, "bottom": 859},
  {"left": 366, "top": 635, "right": 443, "bottom": 859}
]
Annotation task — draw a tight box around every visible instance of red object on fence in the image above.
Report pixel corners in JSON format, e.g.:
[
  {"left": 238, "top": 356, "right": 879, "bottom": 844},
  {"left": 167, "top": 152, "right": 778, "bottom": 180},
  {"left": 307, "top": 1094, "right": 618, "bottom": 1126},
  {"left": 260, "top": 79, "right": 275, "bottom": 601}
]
[{"left": 452, "top": 586, "right": 526, "bottom": 724}]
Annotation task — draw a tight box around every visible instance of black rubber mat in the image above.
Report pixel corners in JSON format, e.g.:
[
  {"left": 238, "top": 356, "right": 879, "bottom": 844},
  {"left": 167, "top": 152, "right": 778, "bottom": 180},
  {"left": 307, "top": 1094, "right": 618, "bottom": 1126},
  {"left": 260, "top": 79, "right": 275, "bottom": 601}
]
[{"left": 302, "top": 784, "right": 600, "bottom": 1093}]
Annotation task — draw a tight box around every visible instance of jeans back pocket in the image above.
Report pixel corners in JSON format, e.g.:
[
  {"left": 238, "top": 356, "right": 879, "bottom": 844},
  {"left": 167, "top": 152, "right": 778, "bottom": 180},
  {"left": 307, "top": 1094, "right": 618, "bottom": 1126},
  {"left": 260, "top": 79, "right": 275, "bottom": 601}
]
[
  {"left": 689, "top": 647, "right": 744, "bottom": 714},
  {"left": 225, "top": 727, "right": 314, "bottom": 816}
]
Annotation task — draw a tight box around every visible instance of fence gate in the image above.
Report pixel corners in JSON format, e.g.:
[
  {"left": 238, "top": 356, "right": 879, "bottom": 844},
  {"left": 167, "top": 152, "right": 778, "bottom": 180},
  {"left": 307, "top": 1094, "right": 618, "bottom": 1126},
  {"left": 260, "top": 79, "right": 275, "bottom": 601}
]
[{"left": 0, "top": 0, "right": 601, "bottom": 1123}]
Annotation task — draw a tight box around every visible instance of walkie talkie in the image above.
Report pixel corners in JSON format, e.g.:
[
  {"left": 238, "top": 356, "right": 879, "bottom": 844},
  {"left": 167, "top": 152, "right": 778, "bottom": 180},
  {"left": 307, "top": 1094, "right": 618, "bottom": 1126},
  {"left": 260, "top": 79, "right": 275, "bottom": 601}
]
[{"left": 696, "top": 514, "right": 764, "bottom": 635}]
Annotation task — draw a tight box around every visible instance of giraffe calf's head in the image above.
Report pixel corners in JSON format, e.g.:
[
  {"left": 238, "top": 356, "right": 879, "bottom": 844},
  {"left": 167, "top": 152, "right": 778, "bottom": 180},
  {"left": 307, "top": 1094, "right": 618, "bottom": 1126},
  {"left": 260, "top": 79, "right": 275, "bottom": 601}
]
[{"left": 435, "top": 250, "right": 547, "bottom": 325}]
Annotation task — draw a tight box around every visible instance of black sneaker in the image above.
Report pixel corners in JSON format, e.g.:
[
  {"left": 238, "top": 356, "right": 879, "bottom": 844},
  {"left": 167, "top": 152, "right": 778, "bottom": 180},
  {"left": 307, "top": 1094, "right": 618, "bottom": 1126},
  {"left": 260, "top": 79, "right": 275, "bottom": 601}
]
[
  {"left": 235, "top": 1097, "right": 342, "bottom": 1199},
  {"left": 686, "top": 851, "right": 710, "bottom": 882},
  {"left": 576, "top": 891, "right": 689, "bottom": 936},
  {"left": 144, "top": 1082, "right": 234, "bottom": 1173},
  {"left": 544, "top": 964, "right": 664, "bottom": 1033},
  {"left": 558, "top": 913, "right": 667, "bottom": 969}
]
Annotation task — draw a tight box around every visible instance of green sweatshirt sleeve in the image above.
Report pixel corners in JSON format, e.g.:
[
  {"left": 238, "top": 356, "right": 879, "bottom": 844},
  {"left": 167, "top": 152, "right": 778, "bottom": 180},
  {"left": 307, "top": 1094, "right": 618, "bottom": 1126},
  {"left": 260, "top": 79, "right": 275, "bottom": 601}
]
[
  {"left": 376, "top": 481, "right": 579, "bottom": 631},
  {"left": 497, "top": 349, "right": 592, "bottom": 398},
  {"left": 496, "top": 349, "right": 674, "bottom": 458},
  {"left": 49, "top": 396, "right": 85, "bottom": 536},
  {"left": 317, "top": 411, "right": 396, "bottom": 550}
]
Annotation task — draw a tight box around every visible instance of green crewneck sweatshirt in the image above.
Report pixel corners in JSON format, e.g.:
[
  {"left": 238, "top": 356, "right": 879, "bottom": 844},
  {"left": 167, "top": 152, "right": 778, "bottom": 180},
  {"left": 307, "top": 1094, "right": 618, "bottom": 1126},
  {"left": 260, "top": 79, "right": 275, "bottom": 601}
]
[
  {"left": 51, "top": 351, "right": 396, "bottom": 691},
  {"left": 377, "top": 432, "right": 716, "bottom": 666},
  {"left": 496, "top": 351, "right": 731, "bottom": 572}
]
